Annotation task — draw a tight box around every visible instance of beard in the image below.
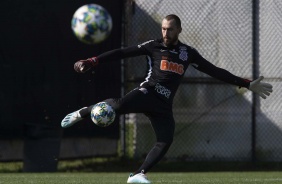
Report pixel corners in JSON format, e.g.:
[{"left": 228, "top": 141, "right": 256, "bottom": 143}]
[{"left": 163, "top": 36, "right": 178, "bottom": 47}]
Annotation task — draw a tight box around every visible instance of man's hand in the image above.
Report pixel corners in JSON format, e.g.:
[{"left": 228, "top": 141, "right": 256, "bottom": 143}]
[
  {"left": 74, "top": 57, "right": 98, "bottom": 73},
  {"left": 249, "top": 76, "right": 273, "bottom": 99}
]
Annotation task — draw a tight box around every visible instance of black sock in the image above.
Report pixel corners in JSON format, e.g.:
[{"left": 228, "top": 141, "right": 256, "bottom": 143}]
[
  {"left": 134, "top": 142, "right": 171, "bottom": 175},
  {"left": 79, "top": 105, "right": 94, "bottom": 118}
]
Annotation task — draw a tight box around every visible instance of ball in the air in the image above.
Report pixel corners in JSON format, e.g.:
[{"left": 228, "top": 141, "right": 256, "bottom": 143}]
[{"left": 71, "top": 4, "right": 113, "bottom": 44}]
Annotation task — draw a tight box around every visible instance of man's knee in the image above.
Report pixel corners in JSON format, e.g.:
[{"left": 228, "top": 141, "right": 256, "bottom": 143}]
[
  {"left": 156, "top": 132, "right": 174, "bottom": 146},
  {"left": 155, "top": 141, "right": 172, "bottom": 151},
  {"left": 104, "top": 98, "right": 121, "bottom": 111}
]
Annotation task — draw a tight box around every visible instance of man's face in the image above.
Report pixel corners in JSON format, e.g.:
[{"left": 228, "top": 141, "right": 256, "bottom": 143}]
[{"left": 162, "top": 19, "right": 182, "bottom": 47}]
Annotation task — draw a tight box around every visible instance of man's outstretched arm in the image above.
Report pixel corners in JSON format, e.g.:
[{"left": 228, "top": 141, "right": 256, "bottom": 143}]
[
  {"left": 74, "top": 46, "right": 147, "bottom": 73},
  {"left": 192, "top": 53, "right": 273, "bottom": 99}
]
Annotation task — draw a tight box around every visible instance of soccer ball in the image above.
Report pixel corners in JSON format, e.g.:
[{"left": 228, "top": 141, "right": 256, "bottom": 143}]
[
  {"left": 91, "top": 102, "right": 116, "bottom": 127},
  {"left": 71, "top": 4, "right": 113, "bottom": 44}
]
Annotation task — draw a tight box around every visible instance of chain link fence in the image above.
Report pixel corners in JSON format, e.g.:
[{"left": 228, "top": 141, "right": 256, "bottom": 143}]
[
  {"left": 256, "top": 0, "right": 282, "bottom": 161},
  {"left": 123, "top": 0, "right": 282, "bottom": 162}
]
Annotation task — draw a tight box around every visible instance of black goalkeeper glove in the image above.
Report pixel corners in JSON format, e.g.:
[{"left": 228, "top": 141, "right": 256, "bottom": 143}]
[{"left": 74, "top": 57, "right": 98, "bottom": 73}]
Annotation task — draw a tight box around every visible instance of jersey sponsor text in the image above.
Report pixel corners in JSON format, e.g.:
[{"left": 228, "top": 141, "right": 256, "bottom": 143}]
[
  {"left": 160, "top": 60, "right": 184, "bottom": 75},
  {"left": 155, "top": 83, "right": 171, "bottom": 99}
]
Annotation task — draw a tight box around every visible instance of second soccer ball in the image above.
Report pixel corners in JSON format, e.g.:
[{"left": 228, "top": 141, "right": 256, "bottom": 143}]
[{"left": 91, "top": 102, "right": 116, "bottom": 127}]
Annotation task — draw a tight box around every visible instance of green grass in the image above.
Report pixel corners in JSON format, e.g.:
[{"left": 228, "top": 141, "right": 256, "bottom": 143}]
[{"left": 0, "top": 172, "right": 282, "bottom": 184}]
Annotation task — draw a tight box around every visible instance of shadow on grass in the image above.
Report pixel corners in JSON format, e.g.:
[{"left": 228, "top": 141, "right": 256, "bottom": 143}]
[
  {"left": 57, "top": 157, "right": 282, "bottom": 173},
  {"left": 1, "top": 157, "right": 282, "bottom": 173}
]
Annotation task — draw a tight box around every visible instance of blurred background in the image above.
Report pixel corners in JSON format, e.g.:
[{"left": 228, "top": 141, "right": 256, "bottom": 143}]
[{"left": 0, "top": 0, "right": 282, "bottom": 172}]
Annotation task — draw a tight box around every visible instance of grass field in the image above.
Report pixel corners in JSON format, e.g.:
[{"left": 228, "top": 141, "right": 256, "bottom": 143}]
[{"left": 0, "top": 172, "right": 282, "bottom": 184}]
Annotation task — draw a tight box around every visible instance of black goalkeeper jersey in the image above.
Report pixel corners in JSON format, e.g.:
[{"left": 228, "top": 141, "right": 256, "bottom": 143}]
[{"left": 97, "top": 38, "right": 250, "bottom": 104}]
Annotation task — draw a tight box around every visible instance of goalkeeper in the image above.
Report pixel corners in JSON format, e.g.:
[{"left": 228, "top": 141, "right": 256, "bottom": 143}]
[{"left": 61, "top": 14, "right": 273, "bottom": 183}]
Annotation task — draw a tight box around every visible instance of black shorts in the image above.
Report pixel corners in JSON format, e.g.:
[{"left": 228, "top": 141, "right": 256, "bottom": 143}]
[{"left": 105, "top": 87, "right": 175, "bottom": 143}]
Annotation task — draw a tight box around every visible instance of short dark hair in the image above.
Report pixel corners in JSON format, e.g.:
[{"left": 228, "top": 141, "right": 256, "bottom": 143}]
[{"left": 164, "top": 14, "right": 181, "bottom": 28}]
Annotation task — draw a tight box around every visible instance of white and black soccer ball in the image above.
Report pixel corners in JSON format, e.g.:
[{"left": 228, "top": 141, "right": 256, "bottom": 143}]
[
  {"left": 71, "top": 4, "right": 113, "bottom": 44},
  {"left": 91, "top": 102, "right": 115, "bottom": 127}
]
